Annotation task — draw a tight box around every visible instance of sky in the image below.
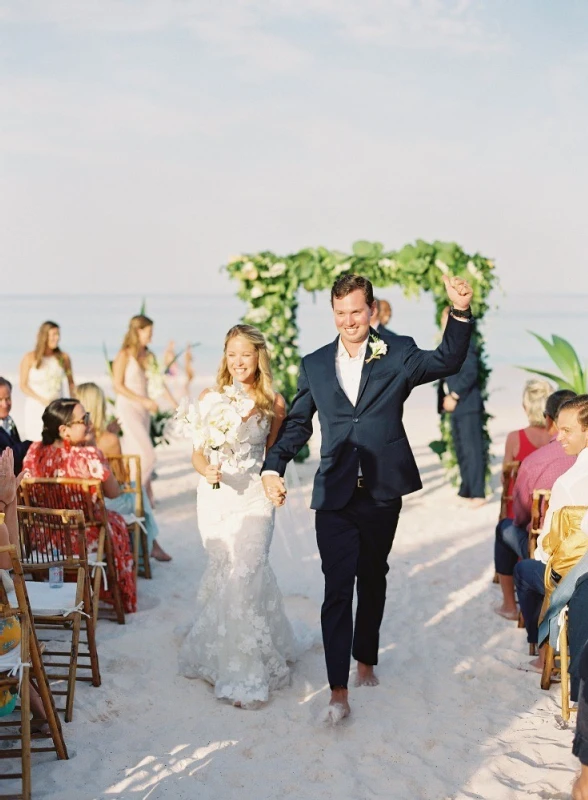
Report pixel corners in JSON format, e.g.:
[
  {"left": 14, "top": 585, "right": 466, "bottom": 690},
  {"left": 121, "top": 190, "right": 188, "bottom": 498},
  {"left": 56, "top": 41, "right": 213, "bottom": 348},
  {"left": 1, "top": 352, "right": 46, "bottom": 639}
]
[{"left": 1, "top": 0, "right": 587, "bottom": 297}]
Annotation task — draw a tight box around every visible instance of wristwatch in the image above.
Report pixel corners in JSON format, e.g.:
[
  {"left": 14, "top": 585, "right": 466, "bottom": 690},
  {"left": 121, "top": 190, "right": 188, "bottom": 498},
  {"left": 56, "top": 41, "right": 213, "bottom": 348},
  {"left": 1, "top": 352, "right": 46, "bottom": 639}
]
[{"left": 450, "top": 306, "right": 473, "bottom": 320}]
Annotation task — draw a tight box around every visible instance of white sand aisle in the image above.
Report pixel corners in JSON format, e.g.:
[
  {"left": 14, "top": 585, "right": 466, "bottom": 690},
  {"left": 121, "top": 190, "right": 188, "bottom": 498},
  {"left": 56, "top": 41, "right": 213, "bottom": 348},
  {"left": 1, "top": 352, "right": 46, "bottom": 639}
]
[{"left": 30, "top": 407, "right": 579, "bottom": 800}]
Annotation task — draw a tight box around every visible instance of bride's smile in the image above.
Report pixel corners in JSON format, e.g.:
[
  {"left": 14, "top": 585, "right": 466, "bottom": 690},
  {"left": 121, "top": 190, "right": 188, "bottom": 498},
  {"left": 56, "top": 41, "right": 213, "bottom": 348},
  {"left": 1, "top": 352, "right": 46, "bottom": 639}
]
[{"left": 226, "top": 337, "right": 259, "bottom": 386}]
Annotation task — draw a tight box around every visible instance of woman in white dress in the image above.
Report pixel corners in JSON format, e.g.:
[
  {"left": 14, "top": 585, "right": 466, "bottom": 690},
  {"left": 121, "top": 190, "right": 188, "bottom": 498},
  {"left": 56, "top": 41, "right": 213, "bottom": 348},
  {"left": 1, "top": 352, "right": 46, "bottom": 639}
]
[
  {"left": 19, "top": 321, "right": 75, "bottom": 441},
  {"left": 179, "top": 324, "right": 298, "bottom": 708},
  {"left": 113, "top": 314, "right": 175, "bottom": 561}
]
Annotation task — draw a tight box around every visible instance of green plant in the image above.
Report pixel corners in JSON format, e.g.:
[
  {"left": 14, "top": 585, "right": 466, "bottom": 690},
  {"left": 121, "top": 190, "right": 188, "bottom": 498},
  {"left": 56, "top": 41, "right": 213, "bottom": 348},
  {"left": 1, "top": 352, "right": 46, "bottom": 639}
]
[
  {"left": 225, "top": 240, "right": 498, "bottom": 480},
  {"left": 518, "top": 333, "right": 587, "bottom": 393}
]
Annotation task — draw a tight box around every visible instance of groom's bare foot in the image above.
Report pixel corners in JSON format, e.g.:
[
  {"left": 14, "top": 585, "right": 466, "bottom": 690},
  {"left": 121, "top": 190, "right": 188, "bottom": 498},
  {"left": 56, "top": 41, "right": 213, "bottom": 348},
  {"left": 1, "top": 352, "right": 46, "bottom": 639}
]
[
  {"left": 323, "top": 687, "right": 350, "bottom": 725},
  {"left": 355, "top": 662, "right": 379, "bottom": 687}
]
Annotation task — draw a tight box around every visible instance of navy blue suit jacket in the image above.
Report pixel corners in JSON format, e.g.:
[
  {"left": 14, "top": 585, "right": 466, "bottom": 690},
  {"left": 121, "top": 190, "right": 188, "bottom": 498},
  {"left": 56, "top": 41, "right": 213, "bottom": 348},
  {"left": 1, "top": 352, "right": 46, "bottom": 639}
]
[
  {"left": 263, "top": 316, "right": 472, "bottom": 510},
  {"left": 0, "top": 424, "right": 32, "bottom": 475}
]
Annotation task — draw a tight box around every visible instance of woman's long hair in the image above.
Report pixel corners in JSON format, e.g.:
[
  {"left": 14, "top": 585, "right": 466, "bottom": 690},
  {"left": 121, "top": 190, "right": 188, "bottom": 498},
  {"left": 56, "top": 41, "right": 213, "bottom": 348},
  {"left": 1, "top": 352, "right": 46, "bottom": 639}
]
[
  {"left": 216, "top": 325, "right": 275, "bottom": 418},
  {"left": 34, "top": 321, "right": 61, "bottom": 369},
  {"left": 41, "top": 398, "right": 78, "bottom": 446},
  {"left": 76, "top": 383, "right": 107, "bottom": 437},
  {"left": 121, "top": 314, "right": 154, "bottom": 360}
]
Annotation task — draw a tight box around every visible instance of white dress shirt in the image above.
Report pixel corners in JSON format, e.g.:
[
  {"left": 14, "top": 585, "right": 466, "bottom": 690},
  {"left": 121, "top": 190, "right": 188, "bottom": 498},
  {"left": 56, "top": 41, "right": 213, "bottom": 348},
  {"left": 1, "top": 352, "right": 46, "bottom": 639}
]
[
  {"left": 335, "top": 336, "right": 368, "bottom": 406},
  {"left": 0, "top": 416, "right": 14, "bottom": 434},
  {"left": 535, "top": 446, "right": 588, "bottom": 563}
]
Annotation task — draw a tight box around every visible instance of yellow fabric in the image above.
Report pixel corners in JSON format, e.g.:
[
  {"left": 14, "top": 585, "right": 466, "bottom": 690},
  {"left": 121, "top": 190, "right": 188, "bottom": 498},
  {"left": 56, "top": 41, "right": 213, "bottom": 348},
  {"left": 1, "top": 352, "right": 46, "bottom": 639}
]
[
  {"left": 539, "top": 505, "right": 588, "bottom": 621},
  {"left": 0, "top": 606, "right": 21, "bottom": 714}
]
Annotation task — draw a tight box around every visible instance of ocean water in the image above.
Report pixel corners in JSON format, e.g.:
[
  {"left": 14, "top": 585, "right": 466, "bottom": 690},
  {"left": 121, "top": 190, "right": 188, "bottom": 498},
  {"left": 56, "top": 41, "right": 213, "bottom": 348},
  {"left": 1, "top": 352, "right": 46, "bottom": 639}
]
[{"left": 1, "top": 290, "right": 586, "bottom": 413}]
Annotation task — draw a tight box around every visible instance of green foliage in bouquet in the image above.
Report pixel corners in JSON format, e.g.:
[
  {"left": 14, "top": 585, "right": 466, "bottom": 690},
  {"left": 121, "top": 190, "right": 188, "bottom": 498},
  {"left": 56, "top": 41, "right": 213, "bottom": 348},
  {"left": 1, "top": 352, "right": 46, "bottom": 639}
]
[
  {"left": 518, "top": 333, "right": 587, "bottom": 394},
  {"left": 225, "top": 240, "right": 498, "bottom": 481}
]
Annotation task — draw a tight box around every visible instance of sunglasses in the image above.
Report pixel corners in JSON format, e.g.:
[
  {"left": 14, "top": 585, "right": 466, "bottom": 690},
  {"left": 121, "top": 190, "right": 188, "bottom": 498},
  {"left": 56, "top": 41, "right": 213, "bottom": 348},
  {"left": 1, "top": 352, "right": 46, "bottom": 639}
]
[{"left": 68, "top": 412, "right": 90, "bottom": 427}]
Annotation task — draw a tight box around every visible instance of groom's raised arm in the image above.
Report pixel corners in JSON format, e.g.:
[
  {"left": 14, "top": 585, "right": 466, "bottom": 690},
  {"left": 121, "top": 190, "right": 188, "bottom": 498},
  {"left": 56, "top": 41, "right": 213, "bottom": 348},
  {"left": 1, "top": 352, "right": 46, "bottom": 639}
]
[
  {"left": 403, "top": 314, "right": 473, "bottom": 390},
  {"left": 262, "top": 359, "right": 317, "bottom": 477}
]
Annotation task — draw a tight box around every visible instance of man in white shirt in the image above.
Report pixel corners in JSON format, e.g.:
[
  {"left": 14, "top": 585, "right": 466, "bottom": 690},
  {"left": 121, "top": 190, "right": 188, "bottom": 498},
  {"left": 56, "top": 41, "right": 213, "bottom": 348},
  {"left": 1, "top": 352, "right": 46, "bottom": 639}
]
[{"left": 514, "top": 395, "right": 588, "bottom": 669}]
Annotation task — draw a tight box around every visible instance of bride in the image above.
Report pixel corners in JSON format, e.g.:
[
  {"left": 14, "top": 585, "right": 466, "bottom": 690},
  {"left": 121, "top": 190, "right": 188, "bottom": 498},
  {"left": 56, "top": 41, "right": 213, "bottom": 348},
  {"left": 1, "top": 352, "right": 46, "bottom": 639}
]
[{"left": 178, "top": 324, "right": 298, "bottom": 708}]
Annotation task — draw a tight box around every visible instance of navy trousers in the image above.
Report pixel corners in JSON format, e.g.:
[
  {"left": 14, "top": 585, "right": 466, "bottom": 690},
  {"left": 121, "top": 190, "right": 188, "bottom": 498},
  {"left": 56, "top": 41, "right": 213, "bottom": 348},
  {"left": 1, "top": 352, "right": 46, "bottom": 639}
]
[
  {"left": 450, "top": 411, "right": 486, "bottom": 499},
  {"left": 315, "top": 488, "right": 402, "bottom": 689},
  {"left": 514, "top": 558, "right": 545, "bottom": 644}
]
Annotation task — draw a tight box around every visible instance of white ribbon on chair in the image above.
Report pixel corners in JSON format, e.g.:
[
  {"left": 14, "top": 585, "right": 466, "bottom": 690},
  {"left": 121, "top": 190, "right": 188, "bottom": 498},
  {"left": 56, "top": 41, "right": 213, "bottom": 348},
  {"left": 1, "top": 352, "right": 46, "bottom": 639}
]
[
  {"left": 0, "top": 649, "right": 30, "bottom": 694},
  {"left": 61, "top": 601, "right": 90, "bottom": 619},
  {"left": 89, "top": 560, "right": 108, "bottom": 591},
  {"left": 121, "top": 513, "right": 148, "bottom": 535},
  {"left": 556, "top": 606, "right": 568, "bottom": 651}
]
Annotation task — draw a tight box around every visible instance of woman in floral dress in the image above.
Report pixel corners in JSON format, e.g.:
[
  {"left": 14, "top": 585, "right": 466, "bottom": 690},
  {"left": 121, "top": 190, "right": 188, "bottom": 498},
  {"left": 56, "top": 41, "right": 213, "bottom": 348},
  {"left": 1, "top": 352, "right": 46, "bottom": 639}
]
[{"left": 23, "top": 399, "right": 137, "bottom": 614}]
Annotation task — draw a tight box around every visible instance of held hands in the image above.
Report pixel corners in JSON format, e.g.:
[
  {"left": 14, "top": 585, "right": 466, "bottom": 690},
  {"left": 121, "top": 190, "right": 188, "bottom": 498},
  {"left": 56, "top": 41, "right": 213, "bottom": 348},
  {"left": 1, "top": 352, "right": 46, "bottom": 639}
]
[
  {"left": 262, "top": 474, "right": 287, "bottom": 507},
  {"left": 442, "top": 274, "right": 473, "bottom": 311}
]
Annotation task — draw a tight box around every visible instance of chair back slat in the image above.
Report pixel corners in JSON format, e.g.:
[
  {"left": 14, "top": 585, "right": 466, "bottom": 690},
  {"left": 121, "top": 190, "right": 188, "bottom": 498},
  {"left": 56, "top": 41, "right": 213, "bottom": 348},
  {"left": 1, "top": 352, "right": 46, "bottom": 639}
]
[
  {"left": 499, "top": 460, "right": 521, "bottom": 521},
  {"left": 20, "top": 477, "right": 104, "bottom": 525},
  {"left": 529, "top": 488, "right": 551, "bottom": 558},
  {"left": 16, "top": 506, "right": 87, "bottom": 569}
]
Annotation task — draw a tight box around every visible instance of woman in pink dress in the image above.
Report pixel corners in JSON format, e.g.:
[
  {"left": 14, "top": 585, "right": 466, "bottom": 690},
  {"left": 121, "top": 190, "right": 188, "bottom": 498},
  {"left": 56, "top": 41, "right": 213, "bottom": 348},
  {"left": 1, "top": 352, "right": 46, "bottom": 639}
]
[
  {"left": 23, "top": 398, "right": 137, "bottom": 614},
  {"left": 112, "top": 314, "right": 175, "bottom": 562}
]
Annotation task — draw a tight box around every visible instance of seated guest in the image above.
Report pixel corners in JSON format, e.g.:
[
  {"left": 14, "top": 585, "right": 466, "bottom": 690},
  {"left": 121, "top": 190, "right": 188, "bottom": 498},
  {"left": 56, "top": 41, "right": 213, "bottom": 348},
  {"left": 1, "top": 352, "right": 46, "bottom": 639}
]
[
  {"left": 0, "top": 448, "right": 48, "bottom": 728},
  {"left": 514, "top": 395, "right": 588, "bottom": 670},
  {"left": 76, "top": 382, "right": 171, "bottom": 562},
  {"left": 23, "top": 399, "right": 137, "bottom": 614},
  {"left": 572, "top": 633, "right": 588, "bottom": 799},
  {"left": 494, "top": 389, "right": 576, "bottom": 619},
  {"left": 438, "top": 307, "right": 486, "bottom": 508},
  {"left": 0, "top": 377, "right": 31, "bottom": 475},
  {"left": 502, "top": 379, "right": 554, "bottom": 517}
]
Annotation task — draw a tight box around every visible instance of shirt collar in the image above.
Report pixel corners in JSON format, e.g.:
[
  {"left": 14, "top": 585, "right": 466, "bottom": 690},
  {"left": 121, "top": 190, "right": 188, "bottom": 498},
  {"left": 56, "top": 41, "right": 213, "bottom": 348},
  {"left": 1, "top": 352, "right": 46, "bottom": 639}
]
[
  {"left": 577, "top": 447, "right": 588, "bottom": 465},
  {"left": 337, "top": 336, "right": 369, "bottom": 362},
  {"left": 0, "top": 417, "right": 13, "bottom": 433}
]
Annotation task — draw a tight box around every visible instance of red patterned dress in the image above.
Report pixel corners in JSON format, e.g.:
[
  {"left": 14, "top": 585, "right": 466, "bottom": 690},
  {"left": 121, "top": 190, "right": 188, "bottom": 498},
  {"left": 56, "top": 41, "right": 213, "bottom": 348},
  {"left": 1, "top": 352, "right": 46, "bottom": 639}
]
[{"left": 23, "top": 442, "right": 137, "bottom": 614}]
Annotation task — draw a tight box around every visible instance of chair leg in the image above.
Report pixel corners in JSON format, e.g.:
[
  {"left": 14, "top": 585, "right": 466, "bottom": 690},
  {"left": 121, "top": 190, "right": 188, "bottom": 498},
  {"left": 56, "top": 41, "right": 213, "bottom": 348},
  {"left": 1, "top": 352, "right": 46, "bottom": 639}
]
[
  {"left": 83, "top": 578, "right": 101, "bottom": 688},
  {"left": 561, "top": 615, "right": 570, "bottom": 722},
  {"left": 541, "top": 644, "right": 555, "bottom": 690},
  {"left": 64, "top": 613, "right": 81, "bottom": 723},
  {"left": 141, "top": 530, "right": 152, "bottom": 580},
  {"left": 131, "top": 523, "right": 140, "bottom": 581},
  {"left": 104, "top": 533, "right": 125, "bottom": 625},
  {"left": 20, "top": 626, "right": 32, "bottom": 800}
]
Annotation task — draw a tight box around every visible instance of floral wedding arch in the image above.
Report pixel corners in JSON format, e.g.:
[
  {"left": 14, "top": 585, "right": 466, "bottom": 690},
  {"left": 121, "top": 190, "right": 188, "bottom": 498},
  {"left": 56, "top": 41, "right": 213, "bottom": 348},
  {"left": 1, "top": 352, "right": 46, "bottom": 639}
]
[{"left": 225, "top": 239, "right": 497, "bottom": 479}]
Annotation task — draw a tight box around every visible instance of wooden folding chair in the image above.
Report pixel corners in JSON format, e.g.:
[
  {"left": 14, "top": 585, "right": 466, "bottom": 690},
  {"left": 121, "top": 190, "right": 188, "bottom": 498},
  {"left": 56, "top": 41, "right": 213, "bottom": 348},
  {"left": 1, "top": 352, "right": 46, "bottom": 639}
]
[
  {"left": 106, "top": 454, "right": 151, "bottom": 580},
  {"left": 16, "top": 506, "right": 101, "bottom": 722},
  {"left": 19, "top": 477, "right": 125, "bottom": 626},
  {"left": 0, "top": 545, "right": 68, "bottom": 800},
  {"left": 529, "top": 489, "right": 551, "bottom": 559}
]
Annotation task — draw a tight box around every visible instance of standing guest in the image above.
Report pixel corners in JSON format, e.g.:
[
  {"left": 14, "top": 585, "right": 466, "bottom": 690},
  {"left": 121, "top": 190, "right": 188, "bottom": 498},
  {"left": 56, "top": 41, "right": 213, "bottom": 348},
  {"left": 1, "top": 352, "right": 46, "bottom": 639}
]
[
  {"left": 501, "top": 379, "right": 553, "bottom": 516},
  {"left": 19, "top": 321, "right": 75, "bottom": 441},
  {"left": 23, "top": 399, "right": 137, "bottom": 614},
  {"left": 438, "top": 307, "right": 486, "bottom": 508},
  {"left": 370, "top": 298, "right": 396, "bottom": 336},
  {"left": 0, "top": 378, "right": 31, "bottom": 475},
  {"left": 494, "top": 390, "right": 576, "bottom": 619},
  {"left": 514, "top": 395, "right": 588, "bottom": 670},
  {"left": 112, "top": 315, "right": 177, "bottom": 506},
  {"left": 76, "top": 382, "right": 171, "bottom": 562}
]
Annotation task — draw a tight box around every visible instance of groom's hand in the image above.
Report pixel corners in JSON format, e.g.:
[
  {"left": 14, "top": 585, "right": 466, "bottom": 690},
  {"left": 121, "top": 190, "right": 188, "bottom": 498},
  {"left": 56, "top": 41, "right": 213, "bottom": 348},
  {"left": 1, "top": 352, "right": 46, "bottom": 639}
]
[
  {"left": 262, "top": 474, "right": 287, "bottom": 507},
  {"left": 442, "top": 274, "right": 473, "bottom": 311}
]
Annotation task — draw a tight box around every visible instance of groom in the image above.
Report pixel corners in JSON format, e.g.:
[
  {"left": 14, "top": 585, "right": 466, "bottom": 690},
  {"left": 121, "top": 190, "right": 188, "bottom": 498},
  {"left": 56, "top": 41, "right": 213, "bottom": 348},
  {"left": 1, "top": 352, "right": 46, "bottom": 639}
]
[{"left": 262, "top": 273, "right": 474, "bottom": 720}]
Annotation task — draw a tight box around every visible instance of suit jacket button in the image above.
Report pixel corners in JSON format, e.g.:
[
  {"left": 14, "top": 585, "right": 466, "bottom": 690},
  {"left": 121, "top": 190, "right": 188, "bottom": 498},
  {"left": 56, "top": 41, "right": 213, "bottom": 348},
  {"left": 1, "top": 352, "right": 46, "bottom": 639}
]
[{"left": 352, "top": 418, "right": 359, "bottom": 423}]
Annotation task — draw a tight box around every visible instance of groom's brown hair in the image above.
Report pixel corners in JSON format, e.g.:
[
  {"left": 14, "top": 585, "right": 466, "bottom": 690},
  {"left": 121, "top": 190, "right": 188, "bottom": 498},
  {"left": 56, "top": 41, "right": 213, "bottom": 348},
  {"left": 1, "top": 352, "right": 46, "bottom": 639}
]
[{"left": 330, "top": 274, "right": 374, "bottom": 307}]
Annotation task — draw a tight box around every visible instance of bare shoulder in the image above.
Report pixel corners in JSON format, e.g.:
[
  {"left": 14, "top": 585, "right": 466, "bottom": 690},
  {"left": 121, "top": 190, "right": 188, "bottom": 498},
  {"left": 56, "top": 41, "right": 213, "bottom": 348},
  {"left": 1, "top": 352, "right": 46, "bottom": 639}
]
[
  {"left": 199, "top": 387, "right": 214, "bottom": 401},
  {"left": 21, "top": 351, "right": 35, "bottom": 365},
  {"left": 273, "top": 393, "right": 287, "bottom": 418},
  {"left": 60, "top": 351, "right": 72, "bottom": 367}
]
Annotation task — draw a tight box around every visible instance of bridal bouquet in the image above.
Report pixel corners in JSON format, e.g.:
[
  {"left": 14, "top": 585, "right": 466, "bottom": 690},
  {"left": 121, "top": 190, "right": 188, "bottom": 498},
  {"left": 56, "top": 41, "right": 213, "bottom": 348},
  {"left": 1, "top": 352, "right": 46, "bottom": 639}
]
[{"left": 174, "top": 386, "right": 256, "bottom": 488}]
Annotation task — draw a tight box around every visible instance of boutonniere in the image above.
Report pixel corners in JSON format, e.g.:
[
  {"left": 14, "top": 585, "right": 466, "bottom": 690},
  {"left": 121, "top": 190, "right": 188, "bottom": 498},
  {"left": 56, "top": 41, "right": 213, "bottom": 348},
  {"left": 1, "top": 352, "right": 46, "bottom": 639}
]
[{"left": 365, "top": 334, "right": 388, "bottom": 364}]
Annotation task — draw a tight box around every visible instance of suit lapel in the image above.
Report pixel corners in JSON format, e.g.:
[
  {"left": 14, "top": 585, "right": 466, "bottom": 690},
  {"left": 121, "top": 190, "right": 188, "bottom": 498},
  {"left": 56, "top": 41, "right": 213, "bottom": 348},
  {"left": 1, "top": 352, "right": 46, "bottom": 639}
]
[{"left": 355, "top": 328, "right": 387, "bottom": 409}]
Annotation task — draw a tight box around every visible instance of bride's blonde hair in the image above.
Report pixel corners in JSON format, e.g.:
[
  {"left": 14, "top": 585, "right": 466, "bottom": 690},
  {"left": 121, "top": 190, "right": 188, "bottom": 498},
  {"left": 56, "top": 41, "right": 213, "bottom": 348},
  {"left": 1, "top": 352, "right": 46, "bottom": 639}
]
[{"left": 216, "top": 325, "right": 275, "bottom": 418}]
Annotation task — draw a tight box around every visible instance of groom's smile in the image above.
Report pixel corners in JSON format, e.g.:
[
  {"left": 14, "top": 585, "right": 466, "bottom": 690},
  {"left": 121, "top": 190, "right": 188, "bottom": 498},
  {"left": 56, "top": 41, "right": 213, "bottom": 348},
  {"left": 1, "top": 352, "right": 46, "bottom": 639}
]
[{"left": 332, "top": 288, "right": 375, "bottom": 356}]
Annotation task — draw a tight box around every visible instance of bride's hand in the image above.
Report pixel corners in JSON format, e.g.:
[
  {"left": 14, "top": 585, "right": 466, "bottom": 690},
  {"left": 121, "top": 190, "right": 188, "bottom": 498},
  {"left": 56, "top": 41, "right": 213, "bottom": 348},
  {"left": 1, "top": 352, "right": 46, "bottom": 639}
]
[{"left": 204, "top": 463, "right": 222, "bottom": 486}]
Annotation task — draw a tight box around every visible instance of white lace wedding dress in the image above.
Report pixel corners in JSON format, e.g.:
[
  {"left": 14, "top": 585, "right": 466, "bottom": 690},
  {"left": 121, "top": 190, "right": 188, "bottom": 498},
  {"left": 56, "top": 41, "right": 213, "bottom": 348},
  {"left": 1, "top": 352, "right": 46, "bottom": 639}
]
[{"left": 178, "top": 412, "right": 297, "bottom": 706}]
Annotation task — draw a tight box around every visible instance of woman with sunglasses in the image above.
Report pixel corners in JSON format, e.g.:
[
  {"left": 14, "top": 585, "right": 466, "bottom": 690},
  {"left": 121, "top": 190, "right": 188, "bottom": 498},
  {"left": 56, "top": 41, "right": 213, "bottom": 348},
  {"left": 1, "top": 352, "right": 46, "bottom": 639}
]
[{"left": 22, "top": 398, "right": 137, "bottom": 614}]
